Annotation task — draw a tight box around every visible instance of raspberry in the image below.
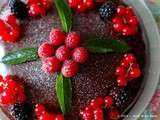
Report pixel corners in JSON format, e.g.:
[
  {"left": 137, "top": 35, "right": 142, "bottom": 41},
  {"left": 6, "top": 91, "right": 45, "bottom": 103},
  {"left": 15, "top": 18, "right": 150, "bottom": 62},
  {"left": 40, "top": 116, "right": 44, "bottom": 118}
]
[
  {"left": 29, "top": 4, "right": 45, "bottom": 17},
  {"left": 61, "top": 60, "right": 79, "bottom": 77},
  {"left": 55, "top": 45, "right": 71, "bottom": 61},
  {"left": 49, "top": 29, "right": 65, "bottom": 46},
  {"left": 90, "top": 97, "right": 104, "bottom": 109},
  {"left": 39, "top": 112, "right": 55, "bottom": 120},
  {"left": 65, "top": 32, "right": 80, "bottom": 49},
  {"left": 38, "top": 42, "right": 55, "bottom": 58},
  {"left": 41, "top": 57, "right": 61, "bottom": 74},
  {"left": 104, "top": 96, "right": 113, "bottom": 108},
  {"left": 28, "top": 0, "right": 39, "bottom": 5},
  {"left": 80, "top": 106, "right": 93, "bottom": 120},
  {"left": 125, "top": 7, "right": 134, "bottom": 18},
  {"left": 129, "top": 16, "right": 138, "bottom": 26},
  {"left": 55, "top": 114, "right": 64, "bottom": 120},
  {"left": 72, "top": 47, "right": 88, "bottom": 63},
  {"left": 35, "top": 104, "right": 46, "bottom": 116}
]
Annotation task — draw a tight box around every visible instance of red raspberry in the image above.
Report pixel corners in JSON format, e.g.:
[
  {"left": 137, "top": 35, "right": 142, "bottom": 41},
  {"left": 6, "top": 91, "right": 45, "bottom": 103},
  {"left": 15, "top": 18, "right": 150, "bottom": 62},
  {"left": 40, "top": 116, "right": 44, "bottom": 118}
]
[
  {"left": 35, "top": 104, "right": 46, "bottom": 116},
  {"left": 83, "top": 0, "right": 94, "bottom": 10},
  {"left": 115, "top": 66, "right": 125, "bottom": 76},
  {"left": 104, "top": 96, "right": 113, "bottom": 108},
  {"left": 38, "top": 42, "right": 55, "bottom": 58},
  {"left": 41, "top": 0, "right": 52, "bottom": 10},
  {"left": 117, "top": 5, "right": 126, "bottom": 16},
  {"left": 29, "top": 4, "right": 46, "bottom": 17},
  {"left": 55, "top": 114, "right": 64, "bottom": 120},
  {"left": 108, "top": 110, "right": 119, "bottom": 120},
  {"left": 93, "top": 108, "right": 104, "bottom": 120},
  {"left": 129, "top": 67, "right": 141, "bottom": 78},
  {"left": 117, "top": 76, "right": 127, "bottom": 87},
  {"left": 55, "top": 45, "right": 71, "bottom": 61},
  {"left": 77, "top": 3, "right": 87, "bottom": 13},
  {"left": 72, "top": 47, "right": 88, "bottom": 63},
  {"left": 42, "top": 57, "right": 61, "bottom": 74},
  {"left": 8, "top": 27, "right": 20, "bottom": 42},
  {"left": 61, "top": 60, "right": 79, "bottom": 77},
  {"left": 65, "top": 32, "right": 81, "bottom": 48},
  {"left": 90, "top": 97, "right": 104, "bottom": 109},
  {"left": 0, "top": 19, "right": 6, "bottom": 31},
  {"left": 68, "top": 0, "right": 81, "bottom": 8},
  {"left": 49, "top": 29, "right": 65, "bottom": 46}
]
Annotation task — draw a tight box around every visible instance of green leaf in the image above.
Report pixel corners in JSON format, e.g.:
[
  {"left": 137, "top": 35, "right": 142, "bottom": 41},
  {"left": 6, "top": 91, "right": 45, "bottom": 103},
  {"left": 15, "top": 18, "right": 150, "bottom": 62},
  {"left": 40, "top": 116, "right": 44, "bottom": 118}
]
[
  {"left": 54, "top": 0, "right": 72, "bottom": 32},
  {"left": 56, "top": 72, "right": 72, "bottom": 114},
  {"left": 1, "top": 48, "right": 38, "bottom": 65},
  {"left": 83, "top": 38, "right": 131, "bottom": 53}
]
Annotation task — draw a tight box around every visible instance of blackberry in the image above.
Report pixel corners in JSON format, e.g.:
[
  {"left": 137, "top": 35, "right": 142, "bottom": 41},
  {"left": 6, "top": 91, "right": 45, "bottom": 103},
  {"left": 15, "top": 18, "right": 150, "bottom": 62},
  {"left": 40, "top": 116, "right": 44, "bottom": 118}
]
[
  {"left": 109, "top": 87, "right": 128, "bottom": 107},
  {"left": 10, "top": 103, "right": 34, "bottom": 120},
  {"left": 9, "top": 0, "right": 28, "bottom": 20},
  {"left": 99, "top": 1, "right": 116, "bottom": 20}
]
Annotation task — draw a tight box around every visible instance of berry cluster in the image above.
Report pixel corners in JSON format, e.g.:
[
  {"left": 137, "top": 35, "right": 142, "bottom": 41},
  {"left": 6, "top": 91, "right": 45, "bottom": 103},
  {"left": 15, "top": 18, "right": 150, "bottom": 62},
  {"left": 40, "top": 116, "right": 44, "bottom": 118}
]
[
  {"left": 0, "top": 15, "right": 20, "bottom": 43},
  {"left": 115, "top": 53, "right": 141, "bottom": 87},
  {"left": 35, "top": 104, "right": 64, "bottom": 120},
  {"left": 112, "top": 6, "right": 139, "bottom": 36},
  {"left": 27, "top": 0, "right": 52, "bottom": 17},
  {"left": 38, "top": 28, "right": 88, "bottom": 77},
  {"left": 0, "top": 75, "right": 26, "bottom": 106},
  {"left": 80, "top": 96, "right": 120, "bottom": 120},
  {"left": 68, "top": 0, "right": 104, "bottom": 12}
]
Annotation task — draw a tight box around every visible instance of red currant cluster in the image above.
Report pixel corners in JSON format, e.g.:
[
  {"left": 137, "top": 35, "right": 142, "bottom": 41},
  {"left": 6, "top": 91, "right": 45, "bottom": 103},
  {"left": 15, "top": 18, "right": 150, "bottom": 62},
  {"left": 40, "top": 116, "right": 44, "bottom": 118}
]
[
  {"left": 112, "top": 6, "right": 139, "bottom": 36},
  {"left": 0, "top": 75, "right": 26, "bottom": 106},
  {"left": 68, "top": 0, "right": 104, "bottom": 12},
  {"left": 27, "top": 0, "right": 52, "bottom": 17},
  {"left": 80, "top": 96, "right": 119, "bottom": 120},
  {"left": 0, "top": 15, "right": 20, "bottom": 43},
  {"left": 38, "top": 28, "right": 88, "bottom": 77},
  {"left": 115, "top": 53, "right": 141, "bottom": 87},
  {"left": 35, "top": 104, "right": 64, "bottom": 120}
]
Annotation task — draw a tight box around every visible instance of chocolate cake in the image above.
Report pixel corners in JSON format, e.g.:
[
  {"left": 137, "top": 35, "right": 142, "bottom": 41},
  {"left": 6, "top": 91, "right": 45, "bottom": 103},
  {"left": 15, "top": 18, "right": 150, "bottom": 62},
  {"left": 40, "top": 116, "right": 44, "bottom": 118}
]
[{"left": 0, "top": 0, "right": 146, "bottom": 120}]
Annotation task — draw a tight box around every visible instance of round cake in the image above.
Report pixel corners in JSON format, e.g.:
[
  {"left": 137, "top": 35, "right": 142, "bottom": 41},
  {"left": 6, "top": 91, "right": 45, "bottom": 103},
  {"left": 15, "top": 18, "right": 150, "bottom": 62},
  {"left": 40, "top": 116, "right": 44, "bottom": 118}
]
[{"left": 0, "top": 0, "right": 146, "bottom": 120}]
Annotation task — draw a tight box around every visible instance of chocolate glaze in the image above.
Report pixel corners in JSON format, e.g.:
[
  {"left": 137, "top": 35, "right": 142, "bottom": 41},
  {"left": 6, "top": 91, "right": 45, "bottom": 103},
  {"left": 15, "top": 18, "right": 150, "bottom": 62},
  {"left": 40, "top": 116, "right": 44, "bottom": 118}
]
[{"left": 1, "top": 5, "right": 145, "bottom": 120}]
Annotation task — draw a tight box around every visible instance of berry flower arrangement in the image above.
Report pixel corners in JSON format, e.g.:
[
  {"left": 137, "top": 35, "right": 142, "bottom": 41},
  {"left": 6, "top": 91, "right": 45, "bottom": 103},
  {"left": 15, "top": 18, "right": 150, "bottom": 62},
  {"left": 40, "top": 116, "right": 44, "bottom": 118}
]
[{"left": 0, "top": 0, "right": 143, "bottom": 120}]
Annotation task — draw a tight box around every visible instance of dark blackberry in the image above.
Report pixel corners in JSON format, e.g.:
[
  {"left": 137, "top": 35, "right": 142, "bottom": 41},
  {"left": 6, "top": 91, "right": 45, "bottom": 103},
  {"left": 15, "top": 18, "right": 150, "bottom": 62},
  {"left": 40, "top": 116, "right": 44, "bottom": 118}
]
[
  {"left": 99, "top": 1, "right": 116, "bottom": 20},
  {"left": 10, "top": 102, "right": 34, "bottom": 120},
  {"left": 109, "top": 87, "right": 128, "bottom": 107},
  {"left": 9, "top": 0, "right": 28, "bottom": 20}
]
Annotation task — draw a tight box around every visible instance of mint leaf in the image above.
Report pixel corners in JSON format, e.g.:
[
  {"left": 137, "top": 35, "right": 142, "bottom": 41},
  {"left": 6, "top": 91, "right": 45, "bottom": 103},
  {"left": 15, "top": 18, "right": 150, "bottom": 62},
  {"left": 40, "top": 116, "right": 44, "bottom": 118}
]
[
  {"left": 56, "top": 73, "right": 72, "bottom": 114},
  {"left": 83, "top": 38, "right": 131, "bottom": 53},
  {"left": 1, "top": 48, "right": 38, "bottom": 65},
  {"left": 54, "top": 0, "right": 72, "bottom": 32}
]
